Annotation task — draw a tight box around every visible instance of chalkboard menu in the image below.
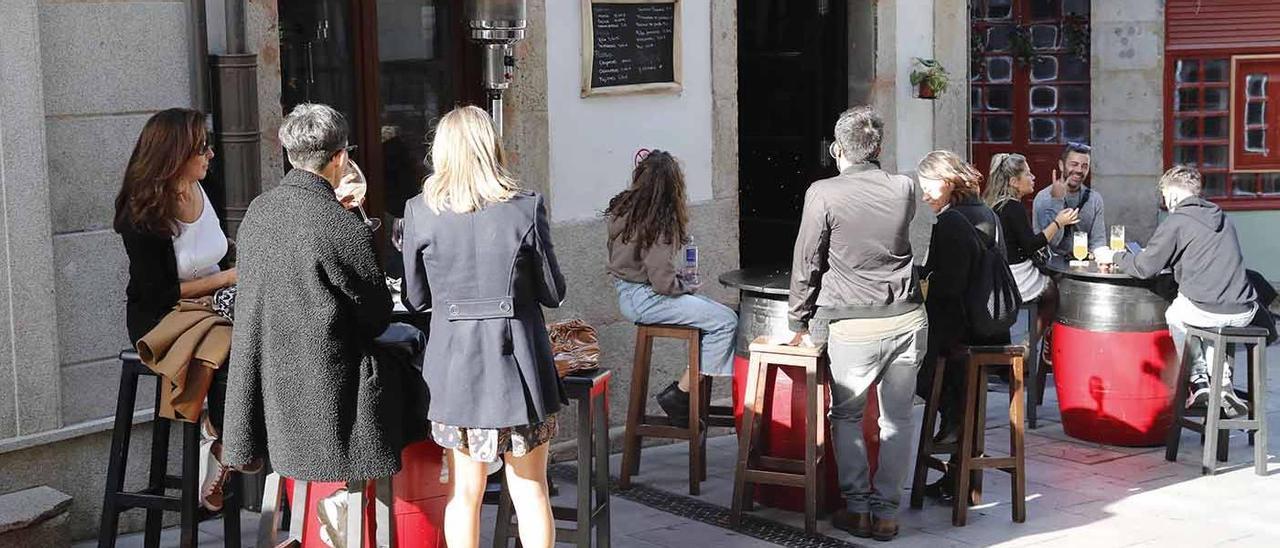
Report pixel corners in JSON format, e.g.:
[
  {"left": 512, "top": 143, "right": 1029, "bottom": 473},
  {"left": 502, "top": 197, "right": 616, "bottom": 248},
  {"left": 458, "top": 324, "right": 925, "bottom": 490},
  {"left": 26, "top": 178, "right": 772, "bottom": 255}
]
[{"left": 581, "top": 0, "right": 682, "bottom": 96}]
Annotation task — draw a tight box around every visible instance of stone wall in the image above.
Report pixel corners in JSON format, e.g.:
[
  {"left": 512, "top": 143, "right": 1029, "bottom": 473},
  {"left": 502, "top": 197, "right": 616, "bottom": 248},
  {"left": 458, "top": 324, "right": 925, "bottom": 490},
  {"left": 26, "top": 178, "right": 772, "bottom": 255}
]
[{"left": 1090, "top": 0, "right": 1166, "bottom": 243}]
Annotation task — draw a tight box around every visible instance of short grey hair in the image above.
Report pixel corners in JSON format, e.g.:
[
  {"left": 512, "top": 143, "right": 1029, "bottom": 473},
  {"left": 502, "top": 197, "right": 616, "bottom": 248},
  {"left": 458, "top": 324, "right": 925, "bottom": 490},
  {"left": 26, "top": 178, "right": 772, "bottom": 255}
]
[
  {"left": 833, "top": 106, "right": 884, "bottom": 164},
  {"left": 279, "top": 103, "right": 349, "bottom": 171},
  {"left": 1159, "top": 165, "right": 1202, "bottom": 196}
]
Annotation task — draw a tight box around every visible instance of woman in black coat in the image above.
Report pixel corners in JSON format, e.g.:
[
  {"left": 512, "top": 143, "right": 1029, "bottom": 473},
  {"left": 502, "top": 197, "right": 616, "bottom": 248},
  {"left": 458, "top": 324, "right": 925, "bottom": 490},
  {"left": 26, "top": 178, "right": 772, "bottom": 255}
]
[
  {"left": 915, "top": 150, "right": 1011, "bottom": 500},
  {"left": 400, "top": 106, "right": 566, "bottom": 548},
  {"left": 114, "top": 108, "right": 241, "bottom": 511}
]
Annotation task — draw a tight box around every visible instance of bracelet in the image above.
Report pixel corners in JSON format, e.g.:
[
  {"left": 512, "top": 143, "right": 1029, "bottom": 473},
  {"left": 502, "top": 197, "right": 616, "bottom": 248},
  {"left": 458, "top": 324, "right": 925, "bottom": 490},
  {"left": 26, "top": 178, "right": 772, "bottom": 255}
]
[{"left": 1052, "top": 220, "right": 1061, "bottom": 230}]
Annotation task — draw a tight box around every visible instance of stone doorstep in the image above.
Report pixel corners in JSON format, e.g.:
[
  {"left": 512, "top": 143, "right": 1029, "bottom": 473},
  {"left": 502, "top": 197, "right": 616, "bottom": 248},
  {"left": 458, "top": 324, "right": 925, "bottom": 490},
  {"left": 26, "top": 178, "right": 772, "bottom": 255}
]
[{"left": 0, "top": 485, "right": 73, "bottom": 535}]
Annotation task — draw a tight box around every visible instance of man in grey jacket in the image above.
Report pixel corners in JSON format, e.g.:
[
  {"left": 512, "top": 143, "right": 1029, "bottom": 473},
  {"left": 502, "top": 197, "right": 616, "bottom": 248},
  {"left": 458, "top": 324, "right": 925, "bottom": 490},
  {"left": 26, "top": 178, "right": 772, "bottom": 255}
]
[
  {"left": 787, "top": 106, "right": 926, "bottom": 541},
  {"left": 1033, "top": 142, "right": 1105, "bottom": 256},
  {"left": 1115, "top": 166, "right": 1258, "bottom": 418}
]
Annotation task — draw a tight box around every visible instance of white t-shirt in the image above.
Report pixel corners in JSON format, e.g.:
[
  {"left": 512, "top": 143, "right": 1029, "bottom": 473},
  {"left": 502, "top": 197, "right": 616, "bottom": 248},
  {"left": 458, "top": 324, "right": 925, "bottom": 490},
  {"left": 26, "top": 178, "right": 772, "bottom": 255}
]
[{"left": 173, "top": 184, "right": 227, "bottom": 281}]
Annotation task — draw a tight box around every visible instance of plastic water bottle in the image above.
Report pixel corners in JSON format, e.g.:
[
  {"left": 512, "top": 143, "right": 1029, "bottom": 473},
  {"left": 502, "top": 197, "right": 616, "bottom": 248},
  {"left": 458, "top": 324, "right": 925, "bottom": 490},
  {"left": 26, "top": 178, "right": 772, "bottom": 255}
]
[{"left": 681, "top": 238, "right": 700, "bottom": 287}]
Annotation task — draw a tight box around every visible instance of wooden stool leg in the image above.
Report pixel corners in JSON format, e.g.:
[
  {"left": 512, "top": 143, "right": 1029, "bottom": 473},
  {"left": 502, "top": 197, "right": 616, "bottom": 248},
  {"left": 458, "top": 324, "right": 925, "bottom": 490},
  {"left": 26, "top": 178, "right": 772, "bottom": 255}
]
[
  {"left": 1027, "top": 306, "right": 1042, "bottom": 430},
  {"left": 346, "top": 480, "right": 366, "bottom": 548},
  {"left": 620, "top": 329, "right": 653, "bottom": 488},
  {"left": 1202, "top": 334, "right": 1227, "bottom": 476},
  {"left": 144, "top": 383, "right": 171, "bottom": 548},
  {"left": 256, "top": 472, "right": 286, "bottom": 548},
  {"left": 492, "top": 480, "right": 514, "bottom": 548},
  {"left": 815, "top": 359, "right": 828, "bottom": 524},
  {"left": 688, "top": 336, "right": 703, "bottom": 495},
  {"left": 699, "top": 375, "right": 712, "bottom": 482},
  {"left": 969, "top": 360, "right": 988, "bottom": 506},
  {"left": 803, "top": 356, "right": 820, "bottom": 535},
  {"left": 374, "top": 476, "right": 396, "bottom": 548},
  {"left": 99, "top": 364, "right": 141, "bottom": 548},
  {"left": 1166, "top": 336, "right": 1195, "bottom": 462},
  {"left": 287, "top": 480, "right": 308, "bottom": 545},
  {"left": 181, "top": 421, "right": 201, "bottom": 547},
  {"left": 576, "top": 388, "right": 593, "bottom": 546},
  {"left": 1253, "top": 342, "right": 1269, "bottom": 476},
  {"left": 594, "top": 391, "right": 612, "bottom": 548},
  {"left": 730, "top": 354, "right": 766, "bottom": 526},
  {"left": 224, "top": 475, "right": 243, "bottom": 548},
  {"left": 910, "top": 357, "right": 946, "bottom": 510},
  {"left": 1010, "top": 355, "right": 1027, "bottom": 523},
  {"left": 952, "top": 359, "right": 983, "bottom": 527}
]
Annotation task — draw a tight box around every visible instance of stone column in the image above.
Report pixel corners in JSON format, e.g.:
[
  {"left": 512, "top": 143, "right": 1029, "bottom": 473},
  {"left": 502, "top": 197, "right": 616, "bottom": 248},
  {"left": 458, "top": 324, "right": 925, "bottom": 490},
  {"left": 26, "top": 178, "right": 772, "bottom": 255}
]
[
  {"left": 0, "top": 0, "right": 63, "bottom": 438},
  {"left": 933, "top": 0, "right": 971, "bottom": 156},
  {"left": 1091, "top": 0, "right": 1165, "bottom": 242}
]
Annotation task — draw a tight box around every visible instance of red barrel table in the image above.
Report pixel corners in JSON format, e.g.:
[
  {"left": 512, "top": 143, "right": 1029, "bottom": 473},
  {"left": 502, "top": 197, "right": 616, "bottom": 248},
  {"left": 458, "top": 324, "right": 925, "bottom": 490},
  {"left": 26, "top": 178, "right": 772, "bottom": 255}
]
[
  {"left": 284, "top": 440, "right": 448, "bottom": 547},
  {"left": 721, "top": 268, "right": 881, "bottom": 512},
  {"left": 1045, "top": 257, "right": 1178, "bottom": 447}
]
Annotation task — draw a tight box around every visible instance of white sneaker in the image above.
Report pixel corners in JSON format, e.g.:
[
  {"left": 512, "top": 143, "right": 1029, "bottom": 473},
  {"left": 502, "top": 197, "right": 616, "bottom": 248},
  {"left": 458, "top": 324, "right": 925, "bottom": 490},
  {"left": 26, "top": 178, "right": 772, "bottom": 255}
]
[
  {"left": 317, "top": 488, "right": 349, "bottom": 548},
  {"left": 197, "top": 438, "right": 230, "bottom": 512}
]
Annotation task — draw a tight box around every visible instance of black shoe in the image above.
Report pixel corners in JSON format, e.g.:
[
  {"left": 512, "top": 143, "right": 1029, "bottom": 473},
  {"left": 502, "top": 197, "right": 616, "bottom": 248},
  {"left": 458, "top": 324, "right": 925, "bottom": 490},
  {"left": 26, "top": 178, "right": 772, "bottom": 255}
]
[
  {"left": 932, "top": 415, "right": 961, "bottom": 446},
  {"left": 656, "top": 382, "right": 691, "bottom": 425},
  {"left": 1186, "top": 378, "right": 1211, "bottom": 409},
  {"left": 922, "top": 478, "right": 956, "bottom": 504}
]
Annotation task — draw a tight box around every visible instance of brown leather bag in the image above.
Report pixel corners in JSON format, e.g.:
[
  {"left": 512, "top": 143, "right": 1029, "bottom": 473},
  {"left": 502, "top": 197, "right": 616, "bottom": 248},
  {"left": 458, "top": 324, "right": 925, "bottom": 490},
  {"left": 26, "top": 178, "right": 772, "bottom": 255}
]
[{"left": 547, "top": 319, "right": 600, "bottom": 377}]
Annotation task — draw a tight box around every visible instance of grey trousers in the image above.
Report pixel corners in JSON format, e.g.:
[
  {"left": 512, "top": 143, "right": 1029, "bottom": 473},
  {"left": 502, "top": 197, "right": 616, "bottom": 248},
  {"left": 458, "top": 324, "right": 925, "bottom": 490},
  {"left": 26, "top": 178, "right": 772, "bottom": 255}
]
[{"left": 827, "top": 324, "right": 927, "bottom": 518}]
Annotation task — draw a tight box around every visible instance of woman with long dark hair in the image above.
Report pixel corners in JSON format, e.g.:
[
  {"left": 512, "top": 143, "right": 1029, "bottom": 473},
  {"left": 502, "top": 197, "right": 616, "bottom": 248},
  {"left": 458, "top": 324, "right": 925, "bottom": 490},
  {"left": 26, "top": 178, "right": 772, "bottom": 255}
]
[
  {"left": 114, "top": 108, "right": 239, "bottom": 511},
  {"left": 605, "top": 150, "right": 737, "bottom": 423}
]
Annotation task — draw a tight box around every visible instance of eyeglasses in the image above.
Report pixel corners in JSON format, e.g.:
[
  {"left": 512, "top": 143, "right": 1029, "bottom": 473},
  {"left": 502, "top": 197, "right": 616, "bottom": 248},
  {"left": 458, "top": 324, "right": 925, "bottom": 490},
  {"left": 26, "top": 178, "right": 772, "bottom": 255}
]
[
  {"left": 1065, "top": 141, "right": 1092, "bottom": 154},
  {"left": 196, "top": 134, "right": 215, "bottom": 157}
]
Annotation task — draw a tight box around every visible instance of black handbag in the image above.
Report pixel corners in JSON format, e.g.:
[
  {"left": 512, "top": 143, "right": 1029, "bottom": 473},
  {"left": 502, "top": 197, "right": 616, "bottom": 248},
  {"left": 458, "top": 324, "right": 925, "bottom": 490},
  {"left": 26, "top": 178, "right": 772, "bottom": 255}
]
[{"left": 962, "top": 214, "right": 1023, "bottom": 339}]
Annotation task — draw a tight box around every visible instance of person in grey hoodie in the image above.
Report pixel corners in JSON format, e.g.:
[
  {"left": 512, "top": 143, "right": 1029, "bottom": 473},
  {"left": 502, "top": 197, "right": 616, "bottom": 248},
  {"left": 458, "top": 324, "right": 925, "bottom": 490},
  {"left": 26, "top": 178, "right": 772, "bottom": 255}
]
[{"left": 1115, "top": 166, "right": 1257, "bottom": 418}]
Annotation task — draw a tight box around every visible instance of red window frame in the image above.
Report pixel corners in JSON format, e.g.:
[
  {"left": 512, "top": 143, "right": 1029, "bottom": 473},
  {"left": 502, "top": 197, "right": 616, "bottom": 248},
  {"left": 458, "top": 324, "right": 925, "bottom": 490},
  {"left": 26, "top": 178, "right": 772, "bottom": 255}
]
[{"left": 1165, "top": 49, "right": 1280, "bottom": 210}]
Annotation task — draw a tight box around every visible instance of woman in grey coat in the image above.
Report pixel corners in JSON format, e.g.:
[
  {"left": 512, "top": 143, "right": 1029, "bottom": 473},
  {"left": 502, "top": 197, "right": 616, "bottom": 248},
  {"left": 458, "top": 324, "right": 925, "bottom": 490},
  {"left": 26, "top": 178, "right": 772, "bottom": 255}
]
[{"left": 400, "top": 105, "right": 566, "bottom": 548}]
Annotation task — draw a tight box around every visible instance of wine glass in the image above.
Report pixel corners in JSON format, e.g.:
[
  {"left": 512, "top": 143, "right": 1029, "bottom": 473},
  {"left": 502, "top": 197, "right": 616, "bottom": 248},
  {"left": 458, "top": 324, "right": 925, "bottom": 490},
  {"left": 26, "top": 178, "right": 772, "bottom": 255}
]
[
  {"left": 1072, "top": 231, "right": 1089, "bottom": 261},
  {"left": 341, "top": 157, "right": 381, "bottom": 231}
]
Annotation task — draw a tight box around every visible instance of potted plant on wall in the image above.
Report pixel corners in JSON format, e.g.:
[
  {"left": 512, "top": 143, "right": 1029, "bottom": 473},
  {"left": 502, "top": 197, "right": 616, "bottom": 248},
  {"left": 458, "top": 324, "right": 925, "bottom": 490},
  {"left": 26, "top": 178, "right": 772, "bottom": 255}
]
[{"left": 911, "top": 58, "right": 950, "bottom": 99}]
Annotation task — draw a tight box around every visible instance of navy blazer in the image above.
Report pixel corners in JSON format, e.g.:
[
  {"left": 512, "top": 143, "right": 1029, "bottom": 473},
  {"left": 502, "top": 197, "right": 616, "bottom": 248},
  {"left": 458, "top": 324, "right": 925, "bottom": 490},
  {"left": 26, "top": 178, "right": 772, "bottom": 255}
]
[{"left": 401, "top": 190, "right": 567, "bottom": 428}]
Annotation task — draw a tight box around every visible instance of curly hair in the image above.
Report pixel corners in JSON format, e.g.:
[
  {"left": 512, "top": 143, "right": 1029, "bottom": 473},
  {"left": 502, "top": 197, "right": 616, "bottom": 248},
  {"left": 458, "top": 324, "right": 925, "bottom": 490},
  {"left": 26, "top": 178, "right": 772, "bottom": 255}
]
[
  {"left": 604, "top": 150, "right": 689, "bottom": 251},
  {"left": 113, "top": 108, "right": 207, "bottom": 237}
]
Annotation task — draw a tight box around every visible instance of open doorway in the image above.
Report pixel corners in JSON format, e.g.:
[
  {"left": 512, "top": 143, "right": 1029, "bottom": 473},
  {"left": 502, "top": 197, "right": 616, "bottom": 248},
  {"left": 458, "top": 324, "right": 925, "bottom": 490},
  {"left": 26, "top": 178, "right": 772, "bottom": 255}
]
[{"left": 737, "top": 0, "right": 848, "bottom": 268}]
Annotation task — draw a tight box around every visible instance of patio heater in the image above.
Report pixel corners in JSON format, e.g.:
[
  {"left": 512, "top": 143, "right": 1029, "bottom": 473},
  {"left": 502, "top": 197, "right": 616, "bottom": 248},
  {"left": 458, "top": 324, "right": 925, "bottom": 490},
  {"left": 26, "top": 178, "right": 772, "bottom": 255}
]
[{"left": 466, "top": 0, "right": 526, "bottom": 136}]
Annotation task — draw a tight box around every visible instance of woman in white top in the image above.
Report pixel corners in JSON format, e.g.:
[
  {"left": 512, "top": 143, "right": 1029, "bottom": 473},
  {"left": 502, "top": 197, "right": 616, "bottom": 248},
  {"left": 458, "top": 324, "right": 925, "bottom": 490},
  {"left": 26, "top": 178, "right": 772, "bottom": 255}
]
[{"left": 114, "top": 109, "right": 244, "bottom": 512}]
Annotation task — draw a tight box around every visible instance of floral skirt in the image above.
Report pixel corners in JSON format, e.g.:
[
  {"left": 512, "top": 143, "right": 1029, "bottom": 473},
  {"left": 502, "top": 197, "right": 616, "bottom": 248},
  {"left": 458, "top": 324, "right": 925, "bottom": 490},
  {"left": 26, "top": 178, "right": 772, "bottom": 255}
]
[{"left": 430, "top": 415, "right": 558, "bottom": 463}]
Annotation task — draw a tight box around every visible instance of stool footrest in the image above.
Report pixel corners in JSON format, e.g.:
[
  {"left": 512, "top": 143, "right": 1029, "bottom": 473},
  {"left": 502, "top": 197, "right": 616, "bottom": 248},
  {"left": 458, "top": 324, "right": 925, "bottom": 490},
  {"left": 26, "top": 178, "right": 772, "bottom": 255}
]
[
  {"left": 755, "top": 456, "right": 807, "bottom": 475},
  {"left": 1217, "top": 419, "right": 1262, "bottom": 430},
  {"left": 114, "top": 492, "right": 181, "bottom": 511},
  {"left": 969, "top": 456, "right": 1018, "bottom": 470},
  {"left": 743, "top": 469, "right": 807, "bottom": 488},
  {"left": 636, "top": 424, "right": 693, "bottom": 439}
]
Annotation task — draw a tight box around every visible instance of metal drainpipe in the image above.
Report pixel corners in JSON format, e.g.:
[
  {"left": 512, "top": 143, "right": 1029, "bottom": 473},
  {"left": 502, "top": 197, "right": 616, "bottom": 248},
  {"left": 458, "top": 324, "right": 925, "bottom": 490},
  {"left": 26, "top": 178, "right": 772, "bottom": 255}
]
[
  {"left": 210, "top": 0, "right": 261, "bottom": 238},
  {"left": 189, "top": 0, "right": 210, "bottom": 110}
]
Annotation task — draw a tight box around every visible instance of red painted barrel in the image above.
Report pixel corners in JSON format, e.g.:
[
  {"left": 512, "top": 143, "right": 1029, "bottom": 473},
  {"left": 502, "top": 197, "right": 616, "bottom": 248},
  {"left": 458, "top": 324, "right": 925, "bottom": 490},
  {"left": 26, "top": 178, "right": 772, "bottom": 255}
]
[
  {"left": 1052, "top": 323, "right": 1178, "bottom": 446},
  {"left": 284, "top": 440, "right": 448, "bottom": 547},
  {"left": 731, "top": 354, "right": 880, "bottom": 512}
]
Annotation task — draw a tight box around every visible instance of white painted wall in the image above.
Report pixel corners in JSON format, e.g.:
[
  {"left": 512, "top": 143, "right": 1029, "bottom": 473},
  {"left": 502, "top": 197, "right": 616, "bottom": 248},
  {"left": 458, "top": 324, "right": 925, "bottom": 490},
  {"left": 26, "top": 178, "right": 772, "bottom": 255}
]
[
  {"left": 892, "top": 0, "right": 936, "bottom": 173},
  {"left": 545, "top": 0, "right": 714, "bottom": 222}
]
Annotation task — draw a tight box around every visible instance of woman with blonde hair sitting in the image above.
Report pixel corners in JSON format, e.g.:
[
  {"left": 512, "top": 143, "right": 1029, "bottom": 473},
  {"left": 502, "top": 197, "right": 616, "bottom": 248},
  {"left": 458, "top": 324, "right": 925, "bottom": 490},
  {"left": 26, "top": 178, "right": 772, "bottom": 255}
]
[
  {"left": 400, "top": 105, "right": 566, "bottom": 548},
  {"left": 983, "top": 153, "right": 1079, "bottom": 367}
]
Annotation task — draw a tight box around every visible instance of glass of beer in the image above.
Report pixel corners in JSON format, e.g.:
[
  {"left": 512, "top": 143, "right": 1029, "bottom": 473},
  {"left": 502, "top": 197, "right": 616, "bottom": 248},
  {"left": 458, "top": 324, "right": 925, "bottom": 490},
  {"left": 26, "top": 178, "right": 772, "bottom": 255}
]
[
  {"left": 1073, "top": 232, "right": 1089, "bottom": 261},
  {"left": 1110, "top": 225, "right": 1126, "bottom": 252}
]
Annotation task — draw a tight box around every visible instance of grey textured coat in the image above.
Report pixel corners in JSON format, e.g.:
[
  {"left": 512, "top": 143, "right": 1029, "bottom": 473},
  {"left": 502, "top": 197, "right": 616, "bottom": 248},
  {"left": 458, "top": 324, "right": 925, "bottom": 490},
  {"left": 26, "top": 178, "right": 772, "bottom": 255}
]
[
  {"left": 223, "top": 170, "right": 428, "bottom": 482},
  {"left": 401, "top": 190, "right": 567, "bottom": 428}
]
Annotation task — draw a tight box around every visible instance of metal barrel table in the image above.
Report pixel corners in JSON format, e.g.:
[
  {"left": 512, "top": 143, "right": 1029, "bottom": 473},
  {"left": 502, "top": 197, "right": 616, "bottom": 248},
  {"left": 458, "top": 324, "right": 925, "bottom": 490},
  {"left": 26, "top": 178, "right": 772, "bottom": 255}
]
[{"left": 1044, "top": 256, "right": 1178, "bottom": 446}]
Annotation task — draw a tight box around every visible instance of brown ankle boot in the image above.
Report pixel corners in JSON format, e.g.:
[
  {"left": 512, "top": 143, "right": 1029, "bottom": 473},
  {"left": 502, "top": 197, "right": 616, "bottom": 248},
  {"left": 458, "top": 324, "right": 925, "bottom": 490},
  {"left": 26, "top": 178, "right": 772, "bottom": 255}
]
[
  {"left": 870, "top": 515, "right": 899, "bottom": 541},
  {"left": 831, "top": 508, "right": 872, "bottom": 538}
]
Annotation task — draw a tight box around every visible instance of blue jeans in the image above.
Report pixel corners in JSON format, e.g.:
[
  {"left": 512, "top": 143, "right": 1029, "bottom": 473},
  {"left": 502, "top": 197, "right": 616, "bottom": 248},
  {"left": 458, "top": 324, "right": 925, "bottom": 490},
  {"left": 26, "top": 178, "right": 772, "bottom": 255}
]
[{"left": 614, "top": 279, "right": 737, "bottom": 376}]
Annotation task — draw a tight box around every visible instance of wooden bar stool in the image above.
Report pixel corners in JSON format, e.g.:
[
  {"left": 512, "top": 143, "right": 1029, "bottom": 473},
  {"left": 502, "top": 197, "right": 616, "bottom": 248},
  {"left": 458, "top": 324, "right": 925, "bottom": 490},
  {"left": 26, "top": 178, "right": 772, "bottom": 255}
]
[
  {"left": 257, "top": 474, "right": 397, "bottom": 547},
  {"left": 98, "top": 349, "right": 242, "bottom": 548},
  {"left": 1165, "top": 325, "right": 1270, "bottom": 476},
  {"left": 493, "top": 369, "right": 612, "bottom": 547},
  {"left": 729, "top": 337, "right": 828, "bottom": 535},
  {"left": 1020, "top": 299, "right": 1052, "bottom": 429},
  {"left": 619, "top": 324, "right": 734, "bottom": 496},
  {"left": 910, "top": 345, "right": 1027, "bottom": 527}
]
